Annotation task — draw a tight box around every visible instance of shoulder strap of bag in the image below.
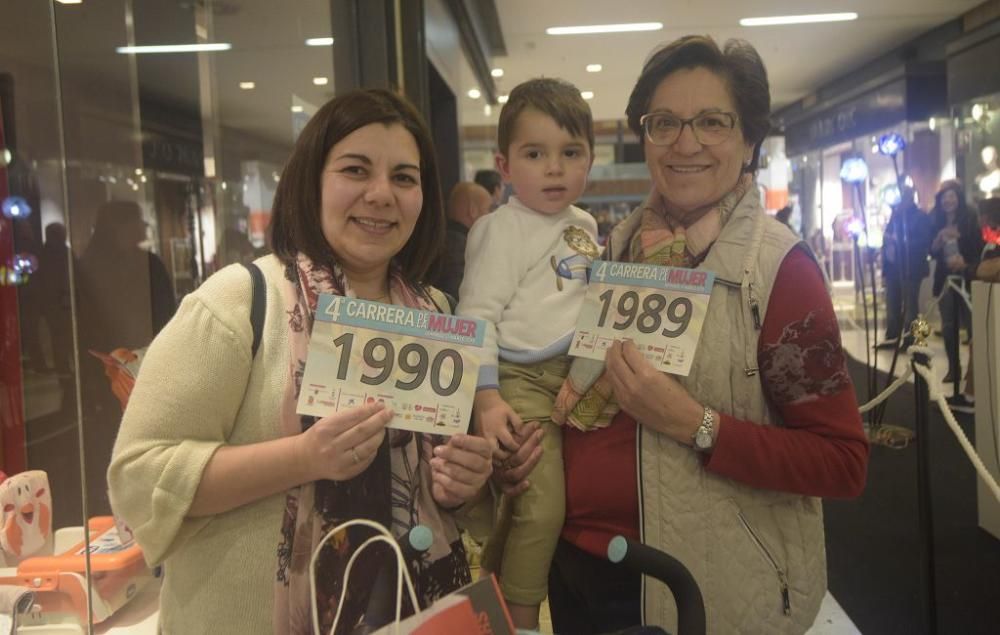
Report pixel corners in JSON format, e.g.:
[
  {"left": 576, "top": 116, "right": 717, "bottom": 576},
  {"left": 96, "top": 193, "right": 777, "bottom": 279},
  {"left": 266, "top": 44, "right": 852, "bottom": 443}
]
[{"left": 241, "top": 262, "right": 265, "bottom": 358}]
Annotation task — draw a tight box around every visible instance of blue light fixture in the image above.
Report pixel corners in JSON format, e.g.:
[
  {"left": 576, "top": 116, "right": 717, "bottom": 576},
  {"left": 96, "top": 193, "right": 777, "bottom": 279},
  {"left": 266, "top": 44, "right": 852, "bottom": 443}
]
[
  {"left": 1, "top": 196, "right": 32, "bottom": 220},
  {"left": 840, "top": 157, "right": 869, "bottom": 183},
  {"left": 877, "top": 133, "right": 906, "bottom": 157},
  {"left": 881, "top": 183, "right": 902, "bottom": 207},
  {"left": 12, "top": 253, "right": 38, "bottom": 276}
]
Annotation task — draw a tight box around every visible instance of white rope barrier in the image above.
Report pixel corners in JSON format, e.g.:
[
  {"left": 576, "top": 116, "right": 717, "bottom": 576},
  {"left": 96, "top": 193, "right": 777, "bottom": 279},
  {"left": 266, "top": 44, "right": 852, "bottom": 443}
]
[
  {"left": 854, "top": 341, "right": 1000, "bottom": 504},
  {"left": 907, "top": 345, "right": 1000, "bottom": 505},
  {"left": 858, "top": 365, "right": 913, "bottom": 413},
  {"left": 945, "top": 277, "right": 974, "bottom": 312}
]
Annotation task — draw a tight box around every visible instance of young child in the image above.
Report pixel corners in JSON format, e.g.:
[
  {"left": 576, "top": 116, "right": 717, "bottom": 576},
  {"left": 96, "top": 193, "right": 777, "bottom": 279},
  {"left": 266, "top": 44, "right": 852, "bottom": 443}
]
[{"left": 456, "top": 78, "right": 599, "bottom": 629}]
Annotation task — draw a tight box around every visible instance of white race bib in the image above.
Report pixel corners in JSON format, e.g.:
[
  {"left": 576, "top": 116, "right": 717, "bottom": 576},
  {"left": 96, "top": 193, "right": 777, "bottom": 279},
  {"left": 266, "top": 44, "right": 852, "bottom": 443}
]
[
  {"left": 569, "top": 260, "right": 714, "bottom": 376},
  {"left": 296, "top": 296, "right": 485, "bottom": 435}
]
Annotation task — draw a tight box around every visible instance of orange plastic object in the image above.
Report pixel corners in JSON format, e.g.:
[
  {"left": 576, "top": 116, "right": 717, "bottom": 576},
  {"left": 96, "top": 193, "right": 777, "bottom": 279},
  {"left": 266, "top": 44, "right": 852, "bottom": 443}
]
[{"left": 0, "top": 516, "right": 153, "bottom": 625}]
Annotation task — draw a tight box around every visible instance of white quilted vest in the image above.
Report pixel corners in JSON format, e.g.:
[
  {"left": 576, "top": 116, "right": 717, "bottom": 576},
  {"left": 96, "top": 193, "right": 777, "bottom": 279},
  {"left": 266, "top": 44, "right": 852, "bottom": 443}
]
[{"left": 605, "top": 189, "right": 827, "bottom": 635}]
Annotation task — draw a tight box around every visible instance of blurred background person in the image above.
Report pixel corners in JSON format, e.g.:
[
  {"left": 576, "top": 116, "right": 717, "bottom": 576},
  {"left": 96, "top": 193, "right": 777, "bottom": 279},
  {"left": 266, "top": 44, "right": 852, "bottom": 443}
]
[
  {"left": 775, "top": 204, "right": 795, "bottom": 233},
  {"left": 878, "top": 187, "right": 932, "bottom": 349},
  {"left": 433, "top": 181, "right": 493, "bottom": 300},
  {"left": 928, "top": 180, "right": 982, "bottom": 389},
  {"left": 76, "top": 200, "right": 176, "bottom": 515},
  {"left": 475, "top": 168, "right": 504, "bottom": 208}
]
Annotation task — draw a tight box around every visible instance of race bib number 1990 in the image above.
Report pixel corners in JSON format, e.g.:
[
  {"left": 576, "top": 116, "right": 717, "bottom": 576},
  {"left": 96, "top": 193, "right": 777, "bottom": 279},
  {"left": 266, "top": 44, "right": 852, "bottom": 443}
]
[
  {"left": 296, "top": 295, "right": 485, "bottom": 435},
  {"left": 569, "top": 260, "right": 714, "bottom": 376}
]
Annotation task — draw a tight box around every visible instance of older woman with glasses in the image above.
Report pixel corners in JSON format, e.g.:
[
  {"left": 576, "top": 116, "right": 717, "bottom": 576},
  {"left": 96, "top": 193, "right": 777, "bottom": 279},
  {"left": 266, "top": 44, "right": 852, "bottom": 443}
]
[{"left": 533, "top": 36, "right": 870, "bottom": 634}]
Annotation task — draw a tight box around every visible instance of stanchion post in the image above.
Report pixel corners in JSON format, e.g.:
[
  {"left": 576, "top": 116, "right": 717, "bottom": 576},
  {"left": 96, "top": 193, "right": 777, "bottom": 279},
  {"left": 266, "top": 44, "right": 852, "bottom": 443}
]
[{"left": 909, "top": 317, "right": 938, "bottom": 635}]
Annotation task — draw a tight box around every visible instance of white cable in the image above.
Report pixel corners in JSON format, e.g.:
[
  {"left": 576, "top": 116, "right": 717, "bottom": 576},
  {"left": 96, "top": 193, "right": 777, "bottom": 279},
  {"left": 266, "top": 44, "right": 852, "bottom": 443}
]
[
  {"left": 310, "top": 518, "right": 420, "bottom": 635},
  {"left": 912, "top": 360, "right": 1000, "bottom": 505},
  {"left": 858, "top": 364, "right": 913, "bottom": 413}
]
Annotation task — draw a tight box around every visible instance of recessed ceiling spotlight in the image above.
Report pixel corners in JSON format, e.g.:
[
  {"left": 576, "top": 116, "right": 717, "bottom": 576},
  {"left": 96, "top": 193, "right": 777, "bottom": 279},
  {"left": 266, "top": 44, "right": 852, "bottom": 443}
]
[
  {"left": 546, "top": 23, "right": 662, "bottom": 35},
  {"left": 497, "top": 95, "right": 509, "bottom": 104},
  {"left": 313, "top": 77, "right": 329, "bottom": 86},
  {"left": 239, "top": 81, "right": 255, "bottom": 90},
  {"left": 305, "top": 37, "right": 334, "bottom": 46},
  {"left": 491, "top": 68, "right": 504, "bottom": 78},
  {"left": 739, "top": 13, "right": 858, "bottom": 27},
  {"left": 581, "top": 91, "right": 594, "bottom": 100},
  {"left": 586, "top": 64, "right": 603, "bottom": 73},
  {"left": 291, "top": 105, "right": 304, "bottom": 113},
  {"left": 467, "top": 88, "right": 482, "bottom": 99}
]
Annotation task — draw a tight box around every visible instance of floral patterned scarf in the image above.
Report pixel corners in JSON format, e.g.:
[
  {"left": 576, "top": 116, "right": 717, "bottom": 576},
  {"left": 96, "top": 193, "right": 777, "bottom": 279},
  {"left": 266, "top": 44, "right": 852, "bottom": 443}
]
[
  {"left": 273, "top": 254, "right": 471, "bottom": 634},
  {"left": 553, "top": 175, "right": 753, "bottom": 430}
]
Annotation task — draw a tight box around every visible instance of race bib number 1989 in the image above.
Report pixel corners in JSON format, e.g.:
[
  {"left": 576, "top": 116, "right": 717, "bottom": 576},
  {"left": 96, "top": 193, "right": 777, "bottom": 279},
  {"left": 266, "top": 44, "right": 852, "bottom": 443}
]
[
  {"left": 569, "top": 260, "right": 714, "bottom": 376},
  {"left": 296, "top": 295, "right": 485, "bottom": 435}
]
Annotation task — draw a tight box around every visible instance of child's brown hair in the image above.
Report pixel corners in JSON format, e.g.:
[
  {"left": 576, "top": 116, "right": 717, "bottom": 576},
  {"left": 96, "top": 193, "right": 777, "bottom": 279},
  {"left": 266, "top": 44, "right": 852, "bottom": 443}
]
[{"left": 497, "top": 78, "right": 594, "bottom": 156}]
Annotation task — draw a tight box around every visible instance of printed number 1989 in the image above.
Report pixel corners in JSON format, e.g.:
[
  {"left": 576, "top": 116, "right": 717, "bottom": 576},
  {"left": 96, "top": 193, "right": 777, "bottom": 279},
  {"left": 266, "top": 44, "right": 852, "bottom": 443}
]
[{"left": 596, "top": 289, "right": 692, "bottom": 337}]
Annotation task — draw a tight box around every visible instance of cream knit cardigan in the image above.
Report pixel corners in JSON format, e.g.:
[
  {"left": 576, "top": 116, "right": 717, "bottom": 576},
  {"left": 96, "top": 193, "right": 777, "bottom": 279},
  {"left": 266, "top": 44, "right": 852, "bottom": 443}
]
[{"left": 109, "top": 255, "right": 292, "bottom": 634}]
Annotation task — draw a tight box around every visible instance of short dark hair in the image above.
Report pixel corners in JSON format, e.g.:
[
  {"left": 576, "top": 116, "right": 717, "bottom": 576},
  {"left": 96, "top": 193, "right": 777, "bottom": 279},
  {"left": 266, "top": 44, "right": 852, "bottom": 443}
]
[
  {"left": 474, "top": 169, "right": 502, "bottom": 194},
  {"left": 625, "top": 35, "right": 771, "bottom": 172},
  {"left": 270, "top": 89, "right": 445, "bottom": 285},
  {"left": 497, "top": 78, "right": 594, "bottom": 156}
]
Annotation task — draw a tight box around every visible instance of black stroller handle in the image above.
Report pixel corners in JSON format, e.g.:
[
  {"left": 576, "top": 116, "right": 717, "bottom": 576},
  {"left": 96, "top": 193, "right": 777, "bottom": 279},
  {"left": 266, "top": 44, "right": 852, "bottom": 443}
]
[{"left": 608, "top": 535, "right": 707, "bottom": 635}]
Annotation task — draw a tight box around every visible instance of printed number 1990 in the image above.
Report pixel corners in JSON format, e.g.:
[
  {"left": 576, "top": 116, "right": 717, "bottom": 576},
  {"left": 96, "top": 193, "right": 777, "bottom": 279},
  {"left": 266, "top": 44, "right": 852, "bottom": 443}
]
[{"left": 331, "top": 333, "right": 463, "bottom": 397}]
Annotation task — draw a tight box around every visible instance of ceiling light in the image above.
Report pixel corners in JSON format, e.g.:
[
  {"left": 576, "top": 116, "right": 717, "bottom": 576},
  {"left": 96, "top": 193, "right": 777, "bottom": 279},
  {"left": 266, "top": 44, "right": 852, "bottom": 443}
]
[
  {"left": 491, "top": 68, "right": 504, "bottom": 78},
  {"left": 484, "top": 104, "right": 493, "bottom": 116},
  {"left": 581, "top": 91, "right": 594, "bottom": 100},
  {"left": 312, "top": 76, "right": 329, "bottom": 86},
  {"left": 56, "top": 0, "right": 83, "bottom": 4},
  {"left": 305, "top": 37, "right": 334, "bottom": 46},
  {"left": 586, "top": 64, "right": 603, "bottom": 73},
  {"left": 239, "top": 81, "right": 255, "bottom": 90},
  {"left": 497, "top": 95, "right": 509, "bottom": 104},
  {"left": 739, "top": 13, "right": 858, "bottom": 27},
  {"left": 116, "top": 43, "right": 232, "bottom": 54},
  {"left": 546, "top": 22, "right": 663, "bottom": 35},
  {"left": 291, "top": 105, "right": 304, "bottom": 113},
  {"left": 467, "top": 88, "right": 481, "bottom": 99}
]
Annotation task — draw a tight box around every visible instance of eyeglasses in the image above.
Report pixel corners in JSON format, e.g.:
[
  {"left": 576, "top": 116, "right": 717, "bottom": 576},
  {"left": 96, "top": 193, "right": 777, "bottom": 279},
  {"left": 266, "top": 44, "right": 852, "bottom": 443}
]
[{"left": 639, "top": 111, "right": 739, "bottom": 147}]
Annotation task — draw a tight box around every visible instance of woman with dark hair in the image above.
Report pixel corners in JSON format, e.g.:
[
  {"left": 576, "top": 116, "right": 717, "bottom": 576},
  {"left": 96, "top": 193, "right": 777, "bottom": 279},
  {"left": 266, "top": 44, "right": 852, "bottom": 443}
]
[
  {"left": 499, "top": 36, "right": 869, "bottom": 634},
  {"left": 928, "top": 180, "right": 982, "bottom": 390},
  {"left": 108, "top": 89, "right": 533, "bottom": 633}
]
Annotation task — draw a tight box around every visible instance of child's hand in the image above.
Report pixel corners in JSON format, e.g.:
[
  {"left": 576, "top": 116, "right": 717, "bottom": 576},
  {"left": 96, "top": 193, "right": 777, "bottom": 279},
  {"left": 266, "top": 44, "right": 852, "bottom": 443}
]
[{"left": 473, "top": 389, "right": 523, "bottom": 458}]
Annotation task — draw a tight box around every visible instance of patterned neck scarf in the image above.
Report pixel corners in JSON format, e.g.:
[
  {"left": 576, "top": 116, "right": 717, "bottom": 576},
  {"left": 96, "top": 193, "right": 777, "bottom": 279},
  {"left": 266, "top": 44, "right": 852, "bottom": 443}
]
[
  {"left": 273, "top": 254, "right": 470, "bottom": 634},
  {"left": 553, "top": 175, "right": 753, "bottom": 431}
]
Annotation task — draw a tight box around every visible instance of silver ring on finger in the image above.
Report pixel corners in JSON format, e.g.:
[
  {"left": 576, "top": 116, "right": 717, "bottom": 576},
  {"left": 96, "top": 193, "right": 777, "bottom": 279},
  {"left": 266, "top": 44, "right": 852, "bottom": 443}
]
[{"left": 351, "top": 446, "right": 361, "bottom": 464}]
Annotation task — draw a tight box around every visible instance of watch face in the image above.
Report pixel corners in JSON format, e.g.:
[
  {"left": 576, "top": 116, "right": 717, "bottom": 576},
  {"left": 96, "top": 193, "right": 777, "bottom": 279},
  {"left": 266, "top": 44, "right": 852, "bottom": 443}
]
[{"left": 695, "top": 427, "right": 713, "bottom": 450}]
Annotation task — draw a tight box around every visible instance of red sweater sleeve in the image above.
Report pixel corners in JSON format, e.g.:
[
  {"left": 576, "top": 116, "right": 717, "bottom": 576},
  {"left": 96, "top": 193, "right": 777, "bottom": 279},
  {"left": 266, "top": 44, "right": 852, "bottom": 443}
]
[{"left": 704, "top": 247, "right": 870, "bottom": 498}]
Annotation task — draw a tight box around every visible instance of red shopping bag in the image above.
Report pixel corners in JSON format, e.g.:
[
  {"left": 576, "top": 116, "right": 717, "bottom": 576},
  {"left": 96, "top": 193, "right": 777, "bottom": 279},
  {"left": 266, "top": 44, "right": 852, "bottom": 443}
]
[{"left": 374, "top": 574, "right": 515, "bottom": 635}]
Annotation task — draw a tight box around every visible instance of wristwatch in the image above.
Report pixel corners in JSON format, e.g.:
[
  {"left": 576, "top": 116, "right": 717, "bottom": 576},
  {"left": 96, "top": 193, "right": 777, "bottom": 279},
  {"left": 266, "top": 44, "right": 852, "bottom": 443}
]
[{"left": 692, "top": 406, "right": 716, "bottom": 452}]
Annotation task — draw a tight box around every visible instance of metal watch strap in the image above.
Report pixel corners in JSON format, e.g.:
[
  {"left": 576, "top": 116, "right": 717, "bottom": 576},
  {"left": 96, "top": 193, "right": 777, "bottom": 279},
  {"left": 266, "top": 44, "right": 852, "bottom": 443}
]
[{"left": 692, "top": 405, "right": 715, "bottom": 451}]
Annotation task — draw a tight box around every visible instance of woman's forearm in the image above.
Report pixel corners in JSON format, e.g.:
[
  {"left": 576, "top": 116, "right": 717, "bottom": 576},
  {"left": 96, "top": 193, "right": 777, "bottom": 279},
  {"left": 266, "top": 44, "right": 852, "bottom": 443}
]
[{"left": 188, "top": 435, "right": 315, "bottom": 517}]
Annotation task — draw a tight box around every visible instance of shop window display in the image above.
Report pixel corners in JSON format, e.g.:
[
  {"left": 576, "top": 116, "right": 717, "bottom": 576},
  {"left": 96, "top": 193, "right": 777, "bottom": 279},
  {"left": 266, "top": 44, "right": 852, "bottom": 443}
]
[{"left": 957, "top": 95, "right": 1000, "bottom": 202}]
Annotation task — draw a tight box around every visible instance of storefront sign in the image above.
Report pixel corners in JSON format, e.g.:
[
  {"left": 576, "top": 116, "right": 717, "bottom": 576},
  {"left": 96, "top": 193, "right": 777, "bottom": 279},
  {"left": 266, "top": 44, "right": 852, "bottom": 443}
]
[{"left": 785, "top": 80, "right": 907, "bottom": 156}]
